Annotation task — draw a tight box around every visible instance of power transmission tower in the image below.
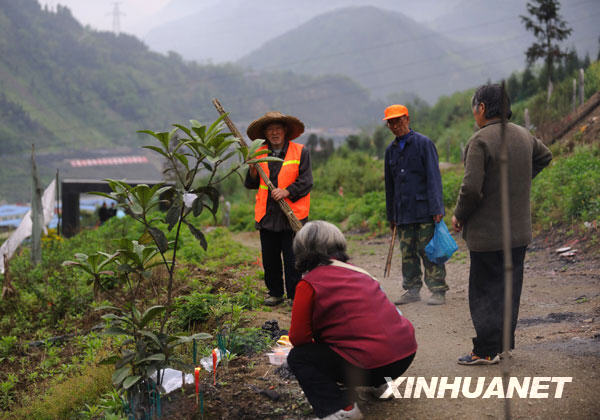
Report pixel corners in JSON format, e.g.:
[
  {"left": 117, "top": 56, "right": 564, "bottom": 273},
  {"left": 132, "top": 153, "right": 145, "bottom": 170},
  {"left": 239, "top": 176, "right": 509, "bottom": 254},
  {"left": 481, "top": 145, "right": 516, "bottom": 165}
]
[{"left": 108, "top": 2, "right": 125, "bottom": 35}]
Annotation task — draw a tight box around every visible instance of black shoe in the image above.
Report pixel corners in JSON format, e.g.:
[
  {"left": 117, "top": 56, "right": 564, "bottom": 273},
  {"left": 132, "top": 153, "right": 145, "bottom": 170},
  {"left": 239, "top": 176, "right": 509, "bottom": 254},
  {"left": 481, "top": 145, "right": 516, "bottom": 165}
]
[{"left": 264, "top": 296, "right": 284, "bottom": 306}]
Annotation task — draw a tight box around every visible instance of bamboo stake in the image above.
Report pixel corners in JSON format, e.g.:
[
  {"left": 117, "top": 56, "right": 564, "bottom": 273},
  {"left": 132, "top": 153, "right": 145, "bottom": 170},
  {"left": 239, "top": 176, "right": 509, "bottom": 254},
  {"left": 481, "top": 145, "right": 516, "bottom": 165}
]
[
  {"left": 500, "top": 81, "right": 513, "bottom": 420},
  {"left": 212, "top": 98, "right": 303, "bottom": 232},
  {"left": 31, "top": 144, "right": 43, "bottom": 267},
  {"left": 384, "top": 224, "right": 397, "bottom": 278}
]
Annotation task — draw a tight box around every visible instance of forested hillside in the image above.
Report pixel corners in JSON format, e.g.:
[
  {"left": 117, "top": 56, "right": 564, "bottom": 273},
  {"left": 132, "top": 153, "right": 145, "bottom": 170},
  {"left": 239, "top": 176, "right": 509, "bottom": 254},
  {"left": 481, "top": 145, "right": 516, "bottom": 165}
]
[
  {"left": 0, "top": 0, "right": 383, "bottom": 202},
  {"left": 238, "top": 6, "right": 489, "bottom": 102}
]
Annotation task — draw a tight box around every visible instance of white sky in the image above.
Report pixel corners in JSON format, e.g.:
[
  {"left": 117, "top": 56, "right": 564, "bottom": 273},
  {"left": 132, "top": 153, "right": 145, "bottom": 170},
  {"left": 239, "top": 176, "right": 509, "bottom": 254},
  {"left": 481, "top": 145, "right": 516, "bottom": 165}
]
[{"left": 40, "top": 0, "right": 170, "bottom": 36}]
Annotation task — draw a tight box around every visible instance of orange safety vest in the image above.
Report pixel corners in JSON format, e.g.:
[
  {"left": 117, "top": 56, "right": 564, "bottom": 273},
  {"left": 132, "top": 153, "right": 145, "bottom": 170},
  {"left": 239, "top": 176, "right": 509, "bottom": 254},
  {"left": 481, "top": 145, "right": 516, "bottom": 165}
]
[{"left": 254, "top": 142, "right": 310, "bottom": 223}]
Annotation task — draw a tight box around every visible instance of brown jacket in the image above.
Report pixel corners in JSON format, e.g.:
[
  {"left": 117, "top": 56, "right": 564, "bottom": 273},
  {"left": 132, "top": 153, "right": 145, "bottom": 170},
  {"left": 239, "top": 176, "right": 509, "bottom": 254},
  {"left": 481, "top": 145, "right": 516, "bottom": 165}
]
[{"left": 454, "top": 120, "right": 552, "bottom": 252}]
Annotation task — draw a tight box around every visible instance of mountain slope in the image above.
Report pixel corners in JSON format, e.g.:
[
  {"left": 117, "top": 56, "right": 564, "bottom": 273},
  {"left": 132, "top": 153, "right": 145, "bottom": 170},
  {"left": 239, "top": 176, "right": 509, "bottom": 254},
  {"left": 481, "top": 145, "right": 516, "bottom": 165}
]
[
  {"left": 0, "top": 0, "right": 383, "bottom": 202},
  {"left": 142, "top": 0, "right": 461, "bottom": 64},
  {"left": 238, "top": 6, "right": 491, "bottom": 102}
]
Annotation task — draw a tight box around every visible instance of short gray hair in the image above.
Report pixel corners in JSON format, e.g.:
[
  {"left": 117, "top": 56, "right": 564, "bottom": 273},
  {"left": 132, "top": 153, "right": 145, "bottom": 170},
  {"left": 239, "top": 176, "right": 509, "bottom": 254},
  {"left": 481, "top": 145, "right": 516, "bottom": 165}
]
[{"left": 293, "top": 221, "right": 349, "bottom": 273}]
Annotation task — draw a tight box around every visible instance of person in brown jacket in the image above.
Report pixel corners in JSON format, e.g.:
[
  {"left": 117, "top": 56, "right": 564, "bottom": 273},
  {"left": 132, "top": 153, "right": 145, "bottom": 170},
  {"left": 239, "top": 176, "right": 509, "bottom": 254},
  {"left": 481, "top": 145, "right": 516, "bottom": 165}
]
[{"left": 452, "top": 84, "right": 552, "bottom": 365}]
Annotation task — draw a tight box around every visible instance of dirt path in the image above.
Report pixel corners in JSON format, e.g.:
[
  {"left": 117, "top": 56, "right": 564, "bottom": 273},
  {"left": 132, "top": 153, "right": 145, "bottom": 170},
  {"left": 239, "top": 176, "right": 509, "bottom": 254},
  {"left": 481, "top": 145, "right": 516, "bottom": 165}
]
[{"left": 233, "top": 231, "right": 600, "bottom": 419}]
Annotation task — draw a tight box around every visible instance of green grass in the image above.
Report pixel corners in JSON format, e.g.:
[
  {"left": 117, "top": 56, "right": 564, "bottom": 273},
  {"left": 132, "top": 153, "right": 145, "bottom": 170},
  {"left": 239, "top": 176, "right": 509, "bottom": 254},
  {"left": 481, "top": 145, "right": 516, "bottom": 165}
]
[
  {"left": 5, "top": 365, "right": 113, "bottom": 420},
  {"left": 531, "top": 144, "right": 600, "bottom": 227}
]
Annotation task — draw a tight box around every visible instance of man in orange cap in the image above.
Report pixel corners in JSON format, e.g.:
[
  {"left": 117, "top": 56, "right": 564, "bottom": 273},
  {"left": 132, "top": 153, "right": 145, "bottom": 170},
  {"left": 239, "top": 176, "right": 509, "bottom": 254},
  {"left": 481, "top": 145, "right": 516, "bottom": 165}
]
[
  {"left": 383, "top": 104, "right": 448, "bottom": 305},
  {"left": 244, "top": 111, "right": 313, "bottom": 306}
]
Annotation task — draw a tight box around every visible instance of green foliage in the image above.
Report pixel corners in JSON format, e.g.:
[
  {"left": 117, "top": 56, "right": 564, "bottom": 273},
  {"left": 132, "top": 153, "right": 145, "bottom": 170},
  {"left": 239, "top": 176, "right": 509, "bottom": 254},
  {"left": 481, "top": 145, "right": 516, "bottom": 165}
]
[
  {"left": 310, "top": 193, "right": 358, "bottom": 225},
  {"left": 173, "top": 292, "right": 219, "bottom": 330},
  {"left": 0, "top": 223, "right": 127, "bottom": 337},
  {"left": 583, "top": 61, "right": 600, "bottom": 99},
  {"left": 520, "top": 0, "right": 572, "bottom": 82},
  {"left": 531, "top": 145, "right": 600, "bottom": 226},
  {"left": 441, "top": 167, "right": 464, "bottom": 210},
  {"left": 305, "top": 134, "right": 335, "bottom": 165},
  {"left": 7, "top": 365, "right": 113, "bottom": 420},
  {"left": 62, "top": 116, "right": 260, "bottom": 415},
  {"left": 178, "top": 228, "right": 256, "bottom": 270},
  {"left": 62, "top": 251, "right": 117, "bottom": 300},
  {"left": 408, "top": 89, "right": 475, "bottom": 152},
  {"left": 525, "top": 61, "right": 599, "bottom": 134},
  {"left": 227, "top": 201, "right": 255, "bottom": 232},
  {"left": 0, "top": 374, "right": 17, "bottom": 411},
  {"left": 100, "top": 305, "right": 210, "bottom": 394},
  {"left": 312, "top": 151, "right": 383, "bottom": 196},
  {"left": 0, "top": 336, "right": 17, "bottom": 357},
  {"left": 346, "top": 192, "right": 387, "bottom": 233},
  {"left": 227, "top": 327, "right": 273, "bottom": 357}
]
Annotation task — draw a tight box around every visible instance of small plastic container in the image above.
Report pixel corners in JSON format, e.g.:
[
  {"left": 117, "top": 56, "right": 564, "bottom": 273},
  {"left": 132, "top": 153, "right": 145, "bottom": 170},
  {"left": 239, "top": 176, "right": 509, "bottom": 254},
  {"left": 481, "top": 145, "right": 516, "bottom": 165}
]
[{"left": 266, "top": 346, "right": 291, "bottom": 365}]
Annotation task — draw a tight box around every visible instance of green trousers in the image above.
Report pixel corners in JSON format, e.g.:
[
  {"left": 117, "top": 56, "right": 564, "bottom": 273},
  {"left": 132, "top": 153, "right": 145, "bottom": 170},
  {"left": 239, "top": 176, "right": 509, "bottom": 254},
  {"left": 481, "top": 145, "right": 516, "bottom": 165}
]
[{"left": 398, "top": 222, "right": 448, "bottom": 293}]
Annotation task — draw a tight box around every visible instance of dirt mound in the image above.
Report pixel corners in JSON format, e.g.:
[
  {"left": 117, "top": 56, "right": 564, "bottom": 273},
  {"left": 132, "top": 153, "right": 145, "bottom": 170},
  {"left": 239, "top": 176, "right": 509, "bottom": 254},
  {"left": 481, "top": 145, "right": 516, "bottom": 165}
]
[{"left": 552, "top": 91, "right": 600, "bottom": 147}]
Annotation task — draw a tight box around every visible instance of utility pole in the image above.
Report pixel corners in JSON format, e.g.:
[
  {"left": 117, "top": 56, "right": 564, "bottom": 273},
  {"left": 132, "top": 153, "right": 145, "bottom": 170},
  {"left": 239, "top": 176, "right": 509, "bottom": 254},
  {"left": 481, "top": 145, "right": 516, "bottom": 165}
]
[{"left": 109, "top": 2, "right": 125, "bottom": 35}]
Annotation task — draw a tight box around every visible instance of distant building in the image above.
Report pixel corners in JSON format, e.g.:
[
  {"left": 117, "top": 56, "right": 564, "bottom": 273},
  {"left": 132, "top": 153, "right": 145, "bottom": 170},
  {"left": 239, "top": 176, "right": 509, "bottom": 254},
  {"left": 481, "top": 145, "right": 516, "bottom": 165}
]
[{"left": 57, "top": 148, "right": 165, "bottom": 237}]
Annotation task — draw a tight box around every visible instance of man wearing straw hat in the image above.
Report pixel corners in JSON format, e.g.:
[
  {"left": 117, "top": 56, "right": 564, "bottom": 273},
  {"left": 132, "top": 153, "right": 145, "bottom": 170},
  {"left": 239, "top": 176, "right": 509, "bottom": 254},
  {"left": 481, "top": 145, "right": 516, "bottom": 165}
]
[
  {"left": 383, "top": 104, "right": 448, "bottom": 306},
  {"left": 245, "top": 111, "right": 313, "bottom": 306}
]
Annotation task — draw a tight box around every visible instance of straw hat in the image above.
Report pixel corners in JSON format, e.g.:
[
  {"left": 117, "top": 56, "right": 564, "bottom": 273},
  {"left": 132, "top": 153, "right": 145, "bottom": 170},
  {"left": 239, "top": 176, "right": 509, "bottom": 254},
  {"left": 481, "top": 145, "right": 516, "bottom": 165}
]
[{"left": 246, "top": 111, "right": 305, "bottom": 141}]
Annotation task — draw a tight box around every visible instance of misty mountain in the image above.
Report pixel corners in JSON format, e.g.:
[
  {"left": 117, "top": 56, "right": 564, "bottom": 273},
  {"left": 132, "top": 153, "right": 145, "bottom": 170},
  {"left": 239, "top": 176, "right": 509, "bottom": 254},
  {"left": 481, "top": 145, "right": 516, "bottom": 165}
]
[
  {"left": 238, "top": 6, "right": 495, "bottom": 102},
  {"left": 428, "top": 0, "right": 600, "bottom": 72},
  {"left": 0, "top": 0, "right": 384, "bottom": 202},
  {"left": 142, "top": 0, "right": 461, "bottom": 64}
]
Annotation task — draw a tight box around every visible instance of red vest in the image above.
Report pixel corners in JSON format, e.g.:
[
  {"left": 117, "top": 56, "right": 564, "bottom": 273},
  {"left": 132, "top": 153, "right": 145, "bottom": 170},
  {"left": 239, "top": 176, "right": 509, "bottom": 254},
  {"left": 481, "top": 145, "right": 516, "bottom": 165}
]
[
  {"left": 254, "top": 142, "right": 310, "bottom": 223},
  {"left": 303, "top": 262, "right": 417, "bottom": 369}
]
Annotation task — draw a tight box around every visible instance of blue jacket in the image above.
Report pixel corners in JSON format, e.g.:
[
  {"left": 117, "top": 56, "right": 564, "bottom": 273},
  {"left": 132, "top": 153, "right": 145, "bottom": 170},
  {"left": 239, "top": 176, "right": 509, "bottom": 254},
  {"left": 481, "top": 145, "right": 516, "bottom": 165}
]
[{"left": 384, "top": 129, "right": 444, "bottom": 224}]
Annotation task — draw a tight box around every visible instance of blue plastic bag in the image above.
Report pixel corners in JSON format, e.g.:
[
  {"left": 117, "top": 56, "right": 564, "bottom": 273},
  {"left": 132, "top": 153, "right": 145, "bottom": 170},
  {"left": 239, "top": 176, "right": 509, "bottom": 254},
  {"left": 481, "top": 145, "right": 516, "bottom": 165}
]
[{"left": 425, "top": 221, "right": 458, "bottom": 265}]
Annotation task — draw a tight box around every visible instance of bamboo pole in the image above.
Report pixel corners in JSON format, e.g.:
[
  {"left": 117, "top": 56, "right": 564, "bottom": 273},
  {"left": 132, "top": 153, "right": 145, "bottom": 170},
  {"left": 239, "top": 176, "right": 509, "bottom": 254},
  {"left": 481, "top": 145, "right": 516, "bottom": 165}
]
[
  {"left": 56, "top": 169, "right": 61, "bottom": 236},
  {"left": 31, "top": 144, "right": 43, "bottom": 267},
  {"left": 499, "top": 81, "right": 513, "bottom": 420},
  {"left": 212, "top": 98, "right": 303, "bottom": 232},
  {"left": 384, "top": 224, "right": 397, "bottom": 278},
  {"left": 579, "top": 69, "right": 585, "bottom": 106}
]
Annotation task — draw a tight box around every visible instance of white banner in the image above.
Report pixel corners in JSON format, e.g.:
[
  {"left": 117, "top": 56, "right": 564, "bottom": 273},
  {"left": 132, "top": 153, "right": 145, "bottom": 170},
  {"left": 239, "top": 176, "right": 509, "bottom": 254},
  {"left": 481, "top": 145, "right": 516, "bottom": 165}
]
[{"left": 0, "top": 179, "right": 56, "bottom": 274}]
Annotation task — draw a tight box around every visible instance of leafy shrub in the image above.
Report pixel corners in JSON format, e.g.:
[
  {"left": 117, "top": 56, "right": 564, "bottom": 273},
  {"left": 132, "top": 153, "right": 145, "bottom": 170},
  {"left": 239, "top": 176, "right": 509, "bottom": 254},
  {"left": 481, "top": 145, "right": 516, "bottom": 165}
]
[
  {"left": 441, "top": 167, "right": 464, "bottom": 210},
  {"left": 346, "top": 191, "right": 387, "bottom": 233},
  {"left": 173, "top": 291, "right": 219, "bottom": 330},
  {"left": 227, "top": 327, "right": 273, "bottom": 356},
  {"left": 531, "top": 145, "right": 600, "bottom": 225},
  {"left": 312, "top": 151, "right": 383, "bottom": 196},
  {"left": 178, "top": 228, "right": 256, "bottom": 270},
  {"left": 227, "top": 201, "right": 255, "bottom": 232},
  {"left": 231, "top": 285, "right": 262, "bottom": 311},
  {"left": 310, "top": 193, "right": 358, "bottom": 224},
  {"left": 0, "top": 336, "right": 17, "bottom": 357},
  {"left": 0, "top": 374, "right": 17, "bottom": 411}
]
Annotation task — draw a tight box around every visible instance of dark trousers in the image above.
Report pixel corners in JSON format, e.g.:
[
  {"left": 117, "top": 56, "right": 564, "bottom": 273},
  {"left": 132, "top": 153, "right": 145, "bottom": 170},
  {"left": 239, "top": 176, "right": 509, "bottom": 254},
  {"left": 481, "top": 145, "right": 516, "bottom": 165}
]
[
  {"left": 259, "top": 229, "right": 300, "bottom": 299},
  {"left": 287, "top": 342, "right": 415, "bottom": 418},
  {"left": 469, "top": 246, "right": 527, "bottom": 357}
]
